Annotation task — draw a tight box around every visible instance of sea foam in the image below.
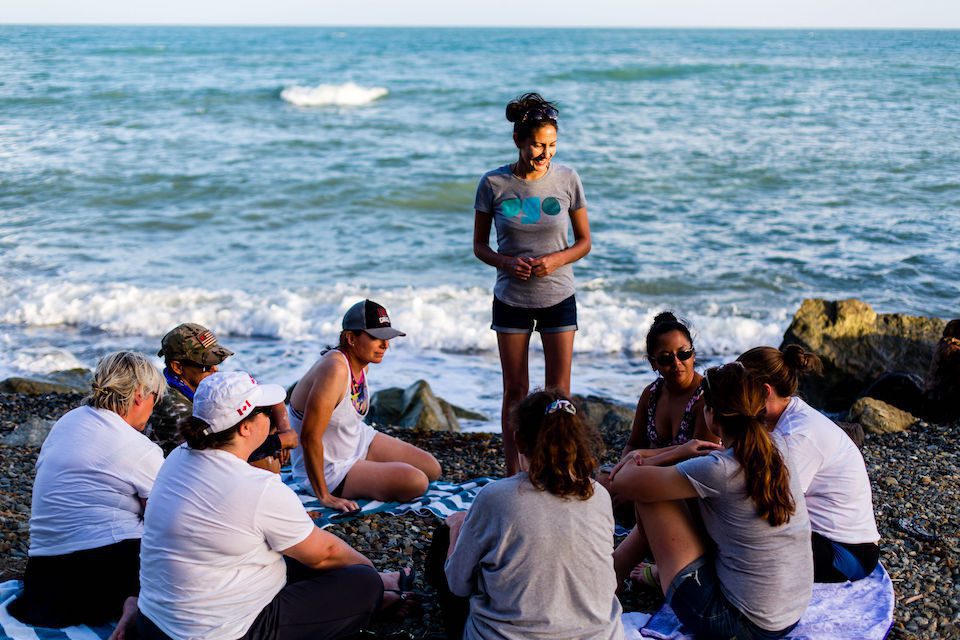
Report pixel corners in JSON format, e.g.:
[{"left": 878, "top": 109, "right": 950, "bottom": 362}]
[
  {"left": 0, "top": 280, "right": 788, "bottom": 359},
  {"left": 280, "top": 82, "right": 388, "bottom": 107}
]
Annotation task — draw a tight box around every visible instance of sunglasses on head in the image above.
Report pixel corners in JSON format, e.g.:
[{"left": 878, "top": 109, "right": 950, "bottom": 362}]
[
  {"left": 652, "top": 347, "right": 695, "bottom": 368},
  {"left": 520, "top": 105, "right": 559, "bottom": 124}
]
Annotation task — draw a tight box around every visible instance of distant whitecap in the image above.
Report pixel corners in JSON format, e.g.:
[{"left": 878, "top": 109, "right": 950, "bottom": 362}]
[{"left": 280, "top": 82, "right": 388, "bottom": 107}]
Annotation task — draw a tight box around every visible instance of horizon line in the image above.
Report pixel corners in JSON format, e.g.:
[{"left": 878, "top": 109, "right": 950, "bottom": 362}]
[{"left": 2, "top": 23, "right": 959, "bottom": 30}]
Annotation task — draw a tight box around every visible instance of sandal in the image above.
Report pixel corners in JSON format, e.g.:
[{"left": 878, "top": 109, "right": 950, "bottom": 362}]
[{"left": 629, "top": 561, "right": 660, "bottom": 589}]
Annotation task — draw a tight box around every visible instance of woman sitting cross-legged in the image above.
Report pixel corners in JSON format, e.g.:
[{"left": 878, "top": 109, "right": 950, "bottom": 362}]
[
  {"left": 611, "top": 363, "right": 813, "bottom": 639},
  {"left": 136, "top": 371, "right": 408, "bottom": 640},
  {"left": 289, "top": 299, "right": 441, "bottom": 512},
  {"left": 9, "top": 351, "right": 166, "bottom": 629},
  {"left": 433, "top": 389, "right": 625, "bottom": 640},
  {"left": 739, "top": 345, "right": 880, "bottom": 583}
]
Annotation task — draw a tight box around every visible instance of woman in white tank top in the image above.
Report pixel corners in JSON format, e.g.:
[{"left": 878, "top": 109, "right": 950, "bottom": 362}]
[{"left": 288, "top": 300, "right": 442, "bottom": 512}]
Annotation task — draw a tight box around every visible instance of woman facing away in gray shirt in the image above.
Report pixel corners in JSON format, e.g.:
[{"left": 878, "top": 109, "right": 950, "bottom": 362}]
[
  {"left": 611, "top": 363, "right": 813, "bottom": 639},
  {"left": 441, "top": 390, "right": 624, "bottom": 640},
  {"left": 473, "top": 92, "right": 592, "bottom": 477}
]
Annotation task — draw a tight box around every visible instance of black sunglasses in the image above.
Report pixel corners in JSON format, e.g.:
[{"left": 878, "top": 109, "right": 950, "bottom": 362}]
[
  {"left": 653, "top": 347, "right": 695, "bottom": 368},
  {"left": 179, "top": 360, "right": 215, "bottom": 372},
  {"left": 702, "top": 361, "right": 745, "bottom": 409},
  {"left": 520, "top": 105, "right": 559, "bottom": 124}
]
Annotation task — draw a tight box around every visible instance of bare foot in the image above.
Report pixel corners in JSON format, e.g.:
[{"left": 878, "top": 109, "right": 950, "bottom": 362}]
[{"left": 108, "top": 596, "right": 139, "bottom": 640}]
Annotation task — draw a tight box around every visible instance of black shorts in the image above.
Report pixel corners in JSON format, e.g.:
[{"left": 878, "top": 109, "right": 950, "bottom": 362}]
[
  {"left": 492, "top": 295, "right": 578, "bottom": 334},
  {"left": 9, "top": 538, "right": 141, "bottom": 628}
]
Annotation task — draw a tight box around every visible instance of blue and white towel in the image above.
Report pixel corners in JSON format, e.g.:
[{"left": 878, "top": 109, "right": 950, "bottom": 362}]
[
  {"left": 0, "top": 581, "right": 113, "bottom": 640},
  {"left": 627, "top": 563, "right": 895, "bottom": 640},
  {"left": 284, "top": 474, "right": 497, "bottom": 529}
]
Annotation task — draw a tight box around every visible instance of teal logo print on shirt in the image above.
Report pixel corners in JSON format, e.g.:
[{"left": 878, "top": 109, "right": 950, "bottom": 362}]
[{"left": 500, "top": 197, "right": 563, "bottom": 224}]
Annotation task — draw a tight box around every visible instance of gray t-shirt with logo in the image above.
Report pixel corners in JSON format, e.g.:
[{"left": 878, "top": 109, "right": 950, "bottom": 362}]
[
  {"left": 676, "top": 437, "right": 813, "bottom": 631},
  {"left": 475, "top": 163, "right": 587, "bottom": 308}
]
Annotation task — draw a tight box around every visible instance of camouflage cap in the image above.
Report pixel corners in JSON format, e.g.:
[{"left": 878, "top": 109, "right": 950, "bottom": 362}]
[{"left": 158, "top": 323, "right": 234, "bottom": 366}]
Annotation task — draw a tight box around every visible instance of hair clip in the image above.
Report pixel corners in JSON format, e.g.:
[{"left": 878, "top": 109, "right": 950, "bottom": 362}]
[{"left": 545, "top": 399, "right": 577, "bottom": 416}]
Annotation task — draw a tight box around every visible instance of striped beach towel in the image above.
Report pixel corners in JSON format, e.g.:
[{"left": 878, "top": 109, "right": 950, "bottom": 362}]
[
  {"left": 0, "top": 580, "right": 113, "bottom": 640},
  {"left": 284, "top": 475, "right": 498, "bottom": 529}
]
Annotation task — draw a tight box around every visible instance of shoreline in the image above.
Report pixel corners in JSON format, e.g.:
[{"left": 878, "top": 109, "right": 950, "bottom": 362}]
[{"left": 1, "top": 391, "right": 957, "bottom": 639}]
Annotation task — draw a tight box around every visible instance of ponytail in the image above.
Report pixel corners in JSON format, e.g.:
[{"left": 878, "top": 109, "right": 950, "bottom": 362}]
[
  {"left": 513, "top": 390, "right": 600, "bottom": 500},
  {"left": 730, "top": 419, "right": 795, "bottom": 527},
  {"left": 704, "top": 364, "right": 795, "bottom": 527}
]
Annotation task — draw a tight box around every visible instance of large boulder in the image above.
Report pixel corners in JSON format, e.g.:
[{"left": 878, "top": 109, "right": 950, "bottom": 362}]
[
  {"left": 780, "top": 299, "right": 946, "bottom": 411},
  {"left": 367, "top": 380, "right": 465, "bottom": 432},
  {"left": 847, "top": 397, "right": 918, "bottom": 434},
  {"left": 0, "top": 368, "right": 92, "bottom": 396}
]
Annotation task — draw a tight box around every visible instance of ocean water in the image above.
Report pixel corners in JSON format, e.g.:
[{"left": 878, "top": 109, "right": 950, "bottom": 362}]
[{"left": 1, "top": 27, "right": 958, "bottom": 429}]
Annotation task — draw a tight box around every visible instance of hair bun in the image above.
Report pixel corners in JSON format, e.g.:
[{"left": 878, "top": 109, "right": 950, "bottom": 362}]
[
  {"left": 652, "top": 311, "right": 679, "bottom": 326},
  {"left": 781, "top": 344, "right": 823, "bottom": 374},
  {"left": 505, "top": 101, "right": 524, "bottom": 123}
]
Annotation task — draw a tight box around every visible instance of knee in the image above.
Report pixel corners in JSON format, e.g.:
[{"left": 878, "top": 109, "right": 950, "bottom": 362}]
[
  {"left": 503, "top": 385, "right": 529, "bottom": 405},
  {"left": 394, "top": 468, "right": 430, "bottom": 502},
  {"left": 343, "top": 564, "right": 383, "bottom": 612},
  {"left": 424, "top": 454, "right": 442, "bottom": 482}
]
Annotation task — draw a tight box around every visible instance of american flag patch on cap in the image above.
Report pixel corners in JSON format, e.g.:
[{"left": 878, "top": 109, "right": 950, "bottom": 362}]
[{"left": 197, "top": 330, "right": 218, "bottom": 348}]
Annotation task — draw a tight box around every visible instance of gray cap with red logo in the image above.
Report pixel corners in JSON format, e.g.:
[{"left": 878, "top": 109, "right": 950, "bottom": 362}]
[{"left": 342, "top": 300, "right": 406, "bottom": 340}]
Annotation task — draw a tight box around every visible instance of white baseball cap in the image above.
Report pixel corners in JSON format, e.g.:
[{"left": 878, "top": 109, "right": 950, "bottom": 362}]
[{"left": 193, "top": 371, "right": 286, "bottom": 435}]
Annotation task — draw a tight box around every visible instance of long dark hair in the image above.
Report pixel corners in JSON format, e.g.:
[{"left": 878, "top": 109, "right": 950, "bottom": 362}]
[
  {"left": 506, "top": 92, "right": 559, "bottom": 141},
  {"left": 737, "top": 345, "right": 823, "bottom": 397},
  {"left": 703, "top": 364, "right": 795, "bottom": 527},
  {"left": 513, "top": 389, "right": 600, "bottom": 500}
]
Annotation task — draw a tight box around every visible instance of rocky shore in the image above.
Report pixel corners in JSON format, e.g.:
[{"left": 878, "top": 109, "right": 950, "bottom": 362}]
[{"left": 1, "top": 391, "right": 957, "bottom": 639}]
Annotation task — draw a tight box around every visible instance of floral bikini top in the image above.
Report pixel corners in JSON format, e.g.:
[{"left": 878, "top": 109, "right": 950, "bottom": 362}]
[{"left": 645, "top": 377, "right": 705, "bottom": 448}]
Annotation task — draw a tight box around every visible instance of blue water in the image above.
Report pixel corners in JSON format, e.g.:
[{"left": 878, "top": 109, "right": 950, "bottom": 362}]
[{"left": 1, "top": 27, "right": 958, "bottom": 427}]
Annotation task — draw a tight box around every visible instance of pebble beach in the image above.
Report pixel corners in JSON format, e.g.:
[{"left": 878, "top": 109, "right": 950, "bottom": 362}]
[{"left": 1, "top": 391, "right": 956, "bottom": 639}]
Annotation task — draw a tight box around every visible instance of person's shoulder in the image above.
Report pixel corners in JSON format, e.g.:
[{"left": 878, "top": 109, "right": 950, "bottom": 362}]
[
  {"left": 777, "top": 397, "right": 835, "bottom": 437},
  {"left": 550, "top": 163, "right": 579, "bottom": 177},
  {"left": 481, "top": 164, "right": 512, "bottom": 180}
]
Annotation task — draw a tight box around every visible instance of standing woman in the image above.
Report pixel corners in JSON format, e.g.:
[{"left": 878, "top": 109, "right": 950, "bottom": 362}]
[{"left": 474, "top": 92, "right": 591, "bottom": 476}]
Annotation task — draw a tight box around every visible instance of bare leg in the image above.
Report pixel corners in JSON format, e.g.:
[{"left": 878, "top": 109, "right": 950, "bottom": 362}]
[
  {"left": 497, "top": 332, "right": 531, "bottom": 476},
  {"left": 366, "top": 432, "right": 441, "bottom": 481},
  {"left": 541, "top": 329, "right": 575, "bottom": 395},
  {"left": 634, "top": 500, "right": 706, "bottom": 595},
  {"left": 341, "top": 460, "right": 429, "bottom": 502},
  {"left": 613, "top": 523, "right": 651, "bottom": 593}
]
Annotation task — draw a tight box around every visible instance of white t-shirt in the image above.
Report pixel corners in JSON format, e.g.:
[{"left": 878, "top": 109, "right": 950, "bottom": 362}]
[
  {"left": 776, "top": 397, "right": 880, "bottom": 544},
  {"left": 139, "top": 445, "right": 315, "bottom": 640},
  {"left": 28, "top": 405, "right": 163, "bottom": 556}
]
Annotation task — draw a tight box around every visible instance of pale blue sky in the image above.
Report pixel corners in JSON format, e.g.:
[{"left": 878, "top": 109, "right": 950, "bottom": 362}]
[{"left": 3, "top": 0, "right": 959, "bottom": 28}]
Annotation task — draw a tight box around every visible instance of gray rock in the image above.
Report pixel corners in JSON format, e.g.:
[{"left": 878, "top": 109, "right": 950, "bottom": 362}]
[
  {"left": 449, "top": 404, "right": 488, "bottom": 422},
  {"left": 780, "top": 299, "right": 945, "bottom": 411},
  {"left": 367, "top": 386, "right": 405, "bottom": 426},
  {"left": 396, "top": 380, "right": 461, "bottom": 432},
  {"left": 0, "top": 368, "right": 92, "bottom": 396},
  {"left": 848, "top": 397, "right": 918, "bottom": 434},
  {"left": 572, "top": 395, "right": 634, "bottom": 433},
  {"left": 2, "top": 416, "right": 55, "bottom": 447},
  {"left": 368, "top": 385, "right": 485, "bottom": 428}
]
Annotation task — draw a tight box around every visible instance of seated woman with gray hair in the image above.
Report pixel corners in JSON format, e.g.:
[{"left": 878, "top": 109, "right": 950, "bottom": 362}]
[{"left": 9, "top": 351, "right": 166, "bottom": 628}]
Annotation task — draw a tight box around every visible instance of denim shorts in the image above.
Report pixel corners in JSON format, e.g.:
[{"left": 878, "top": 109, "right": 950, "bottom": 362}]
[
  {"left": 491, "top": 294, "right": 578, "bottom": 334},
  {"left": 667, "top": 555, "right": 798, "bottom": 640}
]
